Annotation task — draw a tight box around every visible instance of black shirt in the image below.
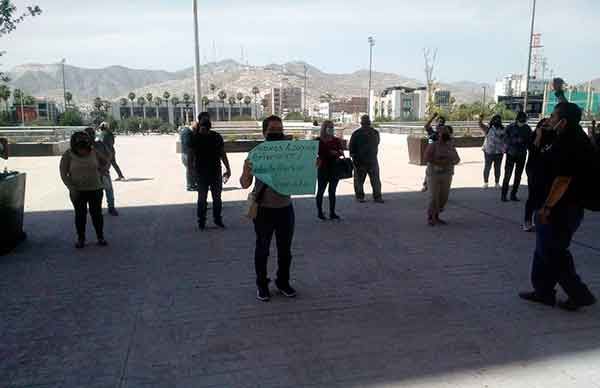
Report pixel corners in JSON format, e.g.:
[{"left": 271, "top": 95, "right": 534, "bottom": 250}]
[
  {"left": 349, "top": 127, "right": 380, "bottom": 166},
  {"left": 189, "top": 130, "right": 224, "bottom": 181}
]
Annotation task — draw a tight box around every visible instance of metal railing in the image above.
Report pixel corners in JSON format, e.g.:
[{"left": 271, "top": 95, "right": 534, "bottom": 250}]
[{"left": 0, "top": 127, "right": 84, "bottom": 143}]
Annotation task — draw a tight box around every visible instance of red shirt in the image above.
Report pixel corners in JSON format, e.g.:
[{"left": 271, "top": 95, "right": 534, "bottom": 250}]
[{"left": 318, "top": 137, "right": 344, "bottom": 168}]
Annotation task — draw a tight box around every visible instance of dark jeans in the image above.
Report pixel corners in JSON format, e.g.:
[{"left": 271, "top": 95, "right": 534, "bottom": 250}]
[
  {"left": 253, "top": 205, "right": 295, "bottom": 287},
  {"left": 354, "top": 161, "right": 382, "bottom": 200},
  {"left": 483, "top": 153, "right": 503, "bottom": 184},
  {"left": 316, "top": 167, "right": 339, "bottom": 215},
  {"left": 531, "top": 206, "right": 595, "bottom": 303},
  {"left": 182, "top": 155, "right": 197, "bottom": 190},
  {"left": 70, "top": 190, "right": 104, "bottom": 241},
  {"left": 111, "top": 154, "right": 124, "bottom": 179},
  {"left": 524, "top": 167, "right": 537, "bottom": 224},
  {"left": 197, "top": 176, "right": 222, "bottom": 225},
  {"left": 502, "top": 153, "right": 526, "bottom": 198}
]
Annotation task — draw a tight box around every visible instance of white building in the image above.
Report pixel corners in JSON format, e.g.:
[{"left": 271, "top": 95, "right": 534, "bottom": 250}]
[
  {"left": 369, "top": 86, "right": 428, "bottom": 121},
  {"left": 495, "top": 74, "right": 547, "bottom": 101}
]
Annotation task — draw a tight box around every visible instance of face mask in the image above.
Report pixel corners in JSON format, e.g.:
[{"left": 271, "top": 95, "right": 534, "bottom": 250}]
[
  {"left": 326, "top": 128, "right": 335, "bottom": 136},
  {"left": 266, "top": 132, "right": 285, "bottom": 141},
  {"left": 441, "top": 133, "right": 451, "bottom": 142},
  {"left": 199, "top": 119, "right": 211, "bottom": 128},
  {"left": 517, "top": 121, "right": 526, "bottom": 127}
]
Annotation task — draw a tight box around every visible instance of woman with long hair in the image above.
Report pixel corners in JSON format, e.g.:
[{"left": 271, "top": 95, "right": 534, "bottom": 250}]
[
  {"left": 316, "top": 120, "right": 344, "bottom": 220},
  {"left": 479, "top": 114, "right": 505, "bottom": 189}
]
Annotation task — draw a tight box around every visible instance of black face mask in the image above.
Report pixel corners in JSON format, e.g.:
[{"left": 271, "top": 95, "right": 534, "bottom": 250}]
[
  {"left": 266, "top": 132, "right": 285, "bottom": 141},
  {"left": 199, "top": 119, "right": 211, "bottom": 129},
  {"left": 441, "top": 133, "right": 451, "bottom": 142}
]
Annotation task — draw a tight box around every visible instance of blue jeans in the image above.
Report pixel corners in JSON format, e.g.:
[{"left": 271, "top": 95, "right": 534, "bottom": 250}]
[
  {"left": 101, "top": 175, "right": 115, "bottom": 209},
  {"left": 531, "top": 206, "right": 594, "bottom": 302},
  {"left": 197, "top": 176, "right": 222, "bottom": 225}
]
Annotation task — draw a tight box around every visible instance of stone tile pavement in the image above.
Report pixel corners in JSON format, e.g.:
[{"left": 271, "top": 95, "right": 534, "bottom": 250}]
[{"left": 2, "top": 134, "right": 600, "bottom": 387}]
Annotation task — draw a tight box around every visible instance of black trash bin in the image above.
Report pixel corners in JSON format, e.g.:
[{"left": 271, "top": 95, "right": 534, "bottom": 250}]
[{"left": 0, "top": 172, "right": 27, "bottom": 254}]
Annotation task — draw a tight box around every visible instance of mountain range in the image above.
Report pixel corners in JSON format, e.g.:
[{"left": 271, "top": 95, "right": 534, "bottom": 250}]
[{"left": 7, "top": 60, "right": 494, "bottom": 107}]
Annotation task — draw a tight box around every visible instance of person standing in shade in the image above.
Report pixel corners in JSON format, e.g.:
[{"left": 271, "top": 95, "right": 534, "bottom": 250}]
[
  {"left": 85, "top": 127, "right": 119, "bottom": 216},
  {"left": 180, "top": 125, "right": 197, "bottom": 191},
  {"left": 424, "top": 125, "right": 460, "bottom": 226},
  {"left": 98, "top": 122, "right": 125, "bottom": 181},
  {"left": 519, "top": 102, "right": 596, "bottom": 311},
  {"left": 188, "top": 112, "right": 231, "bottom": 230},
  {"left": 60, "top": 132, "right": 108, "bottom": 248},
  {"left": 421, "top": 113, "right": 447, "bottom": 192},
  {"left": 501, "top": 111, "right": 532, "bottom": 202},
  {"left": 240, "top": 115, "right": 297, "bottom": 302},
  {"left": 316, "top": 120, "right": 344, "bottom": 220},
  {"left": 349, "top": 115, "right": 383, "bottom": 203},
  {"left": 479, "top": 114, "right": 505, "bottom": 189}
]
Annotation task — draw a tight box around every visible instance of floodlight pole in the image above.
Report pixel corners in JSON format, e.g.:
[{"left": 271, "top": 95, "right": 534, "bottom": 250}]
[
  {"left": 193, "top": 0, "right": 202, "bottom": 118},
  {"left": 524, "top": 0, "right": 537, "bottom": 115},
  {"left": 368, "top": 36, "right": 375, "bottom": 118}
]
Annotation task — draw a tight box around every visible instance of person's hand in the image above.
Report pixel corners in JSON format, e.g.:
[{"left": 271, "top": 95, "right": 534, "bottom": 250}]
[
  {"left": 552, "top": 78, "right": 565, "bottom": 92},
  {"left": 243, "top": 159, "right": 253, "bottom": 175},
  {"left": 539, "top": 207, "right": 551, "bottom": 225},
  {"left": 223, "top": 170, "right": 232, "bottom": 179}
]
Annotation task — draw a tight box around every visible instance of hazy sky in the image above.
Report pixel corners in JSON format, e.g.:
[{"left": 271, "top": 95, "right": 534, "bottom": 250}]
[{"left": 4, "top": 0, "right": 600, "bottom": 83}]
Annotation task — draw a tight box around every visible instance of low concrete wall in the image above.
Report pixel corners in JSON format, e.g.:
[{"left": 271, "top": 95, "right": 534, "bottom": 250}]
[{"left": 8, "top": 141, "right": 70, "bottom": 157}]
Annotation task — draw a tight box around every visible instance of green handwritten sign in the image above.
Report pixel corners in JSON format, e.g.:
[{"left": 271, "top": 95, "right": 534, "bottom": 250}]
[{"left": 249, "top": 140, "right": 319, "bottom": 195}]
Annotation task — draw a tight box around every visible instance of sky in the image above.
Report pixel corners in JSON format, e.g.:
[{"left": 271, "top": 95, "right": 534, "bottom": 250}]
[{"left": 3, "top": 0, "right": 600, "bottom": 84}]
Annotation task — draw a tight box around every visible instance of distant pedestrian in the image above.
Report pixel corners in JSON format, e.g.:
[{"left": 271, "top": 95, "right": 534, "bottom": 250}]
[
  {"left": 479, "top": 114, "right": 505, "bottom": 189},
  {"left": 501, "top": 112, "right": 532, "bottom": 202},
  {"left": 421, "top": 112, "right": 446, "bottom": 192},
  {"left": 85, "top": 127, "right": 119, "bottom": 216},
  {"left": 349, "top": 115, "right": 383, "bottom": 203},
  {"left": 240, "top": 115, "right": 297, "bottom": 302},
  {"left": 98, "top": 122, "right": 126, "bottom": 181},
  {"left": 188, "top": 112, "right": 232, "bottom": 230},
  {"left": 180, "top": 125, "right": 197, "bottom": 191},
  {"left": 588, "top": 120, "right": 599, "bottom": 149},
  {"left": 519, "top": 102, "right": 596, "bottom": 311},
  {"left": 316, "top": 120, "right": 344, "bottom": 220},
  {"left": 424, "top": 125, "right": 460, "bottom": 226},
  {"left": 59, "top": 132, "right": 108, "bottom": 248}
]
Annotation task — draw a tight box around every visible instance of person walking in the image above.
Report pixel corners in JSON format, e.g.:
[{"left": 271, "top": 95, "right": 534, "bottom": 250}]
[
  {"left": 349, "top": 115, "right": 383, "bottom": 203},
  {"left": 424, "top": 125, "right": 460, "bottom": 226},
  {"left": 180, "top": 125, "right": 197, "bottom": 191},
  {"left": 85, "top": 127, "right": 119, "bottom": 216},
  {"left": 240, "top": 115, "right": 297, "bottom": 302},
  {"left": 479, "top": 114, "right": 505, "bottom": 189},
  {"left": 316, "top": 120, "right": 344, "bottom": 220},
  {"left": 188, "top": 112, "right": 231, "bottom": 230},
  {"left": 98, "top": 122, "right": 126, "bottom": 181},
  {"left": 501, "top": 111, "right": 532, "bottom": 202},
  {"left": 519, "top": 102, "right": 596, "bottom": 311},
  {"left": 59, "top": 132, "right": 108, "bottom": 248},
  {"left": 421, "top": 113, "right": 447, "bottom": 192}
]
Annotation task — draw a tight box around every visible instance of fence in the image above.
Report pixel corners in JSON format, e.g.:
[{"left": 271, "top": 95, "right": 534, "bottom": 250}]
[{"left": 0, "top": 127, "right": 84, "bottom": 144}]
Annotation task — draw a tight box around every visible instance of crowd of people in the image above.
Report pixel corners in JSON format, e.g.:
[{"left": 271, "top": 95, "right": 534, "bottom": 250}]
[{"left": 57, "top": 79, "right": 598, "bottom": 309}]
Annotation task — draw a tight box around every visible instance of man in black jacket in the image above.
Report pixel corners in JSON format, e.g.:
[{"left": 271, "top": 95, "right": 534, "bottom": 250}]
[{"left": 349, "top": 115, "right": 383, "bottom": 203}]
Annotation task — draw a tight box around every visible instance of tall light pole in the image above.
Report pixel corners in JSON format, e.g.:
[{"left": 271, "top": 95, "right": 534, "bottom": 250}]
[
  {"left": 61, "top": 58, "right": 67, "bottom": 112},
  {"left": 523, "top": 0, "right": 537, "bottom": 115},
  {"left": 303, "top": 64, "right": 308, "bottom": 118},
  {"left": 368, "top": 36, "right": 375, "bottom": 118},
  {"left": 193, "top": 0, "right": 202, "bottom": 118},
  {"left": 482, "top": 85, "right": 487, "bottom": 109}
]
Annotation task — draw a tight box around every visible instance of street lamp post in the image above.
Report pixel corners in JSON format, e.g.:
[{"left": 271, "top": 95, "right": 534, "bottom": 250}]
[
  {"left": 193, "top": 0, "right": 202, "bottom": 118},
  {"left": 61, "top": 59, "right": 67, "bottom": 112},
  {"left": 368, "top": 36, "right": 375, "bottom": 118},
  {"left": 523, "top": 0, "right": 537, "bottom": 115},
  {"left": 482, "top": 86, "right": 487, "bottom": 109}
]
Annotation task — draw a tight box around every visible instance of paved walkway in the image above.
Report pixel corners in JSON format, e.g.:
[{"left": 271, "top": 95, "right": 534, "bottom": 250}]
[{"left": 2, "top": 135, "right": 600, "bottom": 388}]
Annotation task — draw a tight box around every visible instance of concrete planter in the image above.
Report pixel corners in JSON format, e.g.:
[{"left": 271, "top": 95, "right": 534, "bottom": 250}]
[
  {"left": 0, "top": 172, "right": 27, "bottom": 254},
  {"left": 407, "top": 136, "right": 429, "bottom": 166},
  {"left": 8, "top": 141, "right": 70, "bottom": 157}
]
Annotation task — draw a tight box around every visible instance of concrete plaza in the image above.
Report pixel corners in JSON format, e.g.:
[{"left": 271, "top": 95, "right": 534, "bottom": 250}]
[{"left": 2, "top": 134, "right": 600, "bottom": 388}]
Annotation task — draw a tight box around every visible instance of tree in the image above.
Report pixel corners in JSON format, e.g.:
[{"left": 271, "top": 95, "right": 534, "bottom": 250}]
[
  {"left": 171, "top": 96, "right": 180, "bottom": 123},
  {"left": 59, "top": 109, "right": 83, "bottom": 126},
  {"left": 138, "top": 96, "right": 146, "bottom": 119},
  {"left": 201, "top": 96, "right": 209, "bottom": 111},
  {"left": 182, "top": 93, "right": 192, "bottom": 123},
  {"left": 64, "top": 91, "right": 73, "bottom": 107},
  {"left": 0, "top": 84, "right": 11, "bottom": 111},
  {"left": 252, "top": 86, "right": 260, "bottom": 119},
  {"left": 228, "top": 96, "right": 236, "bottom": 120},
  {"left": 127, "top": 92, "right": 136, "bottom": 117},
  {"left": 217, "top": 90, "right": 227, "bottom": 121},
  {"left": 285, "top": 111, "right": 305, "bottom": 121},
  {"left": 243, "top": 95, "right": 252, "bottom": 117},
  {"left": 209, "top": 83, "right": 217, "bottom": 98},
  {"left": 102, "top": 100, "right": 112, "bottom": 113},
  {"left": 154, "top": 96, "right": 162, "bottom": 119},
  {"left": 163, "top": 91, "right": 171, "bottom": 122},
  {"left": 236, "top": 92, "right": 244, "bottom": 117}
]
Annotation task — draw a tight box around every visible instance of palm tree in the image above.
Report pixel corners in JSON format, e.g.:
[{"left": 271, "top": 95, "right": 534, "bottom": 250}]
[
  {"left": 154, "top": 96, "right": 163, "bottom": 119},
  {"left": 217, "top": 90, "right": 227, "bottom": 121},
  {"left": 228, "top": 96, "right": 236, "bottom": 120},
  {"left": 209, "top": 83, "right": 217, "bottom": 98},
  {"left": 243, "top": 96, "right": 252, "bottom": 118},
  {"left": 201, "top": 96, "right": 209, "bottom": 112},
  {"left": 65, "top": 91, "right": 73, "bottom": 108},
  {"left": 182, "top": 93, "right": 192, "bottom": 123},
  {"left": 0, "top": 85, "right": 10, "bottom": 112},
  {"left": 236, "top": 92, "right": 244, "bottom": 117},
  {"left": 171, "top": 96, "right": 181, "bottom": 123},
  {"left": 128, "top": 92, "right": 136, "bottom": 117},
  {"left": 252, "top": 86, "right": 260, "bottom": 119},
  {"left": 145, "top": 92, "right": 153, "bottom": 116},
  {"left": 102, "top": 100, "right": 112, "bottom": 114},
  {"left": 163, "top": 91, "right": 171, "bottom": 122},
  {"left": 138, "top": 96, "right": 146, "bottom": 119}
]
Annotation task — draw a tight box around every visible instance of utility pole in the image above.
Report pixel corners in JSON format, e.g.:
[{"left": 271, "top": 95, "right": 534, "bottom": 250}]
[
  {"left": 368, "top": 36, "right": 375, "bottom": 118},
  {"left": 523, "top": 0, "right": 537, "bottom": 115},
  {"left": 20, "top": 92, "right": 25, "bottom": 127},
  {"left": 193, "top": 0, "right": 202, "bottom": 117},
  {"left": 303, "top": 64, "right": 308, "bottom": 118},
  {"left": 61, "top": 58, "right": 67, "bottom": 112},
  {"left": 482, "top": 86, "right": 487, "bottom": 108}
]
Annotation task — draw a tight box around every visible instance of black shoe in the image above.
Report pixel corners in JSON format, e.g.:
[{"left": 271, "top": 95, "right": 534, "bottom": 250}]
[
  {"left": 519, "top": 291, "right": 556, "bottom": 307},
  {"left": 198, "top": 223, "right": 206, "bottom": 231},
  {"left": 374, "top": 198, "right": 385, "bottom": 204},
  {"left": 357, "top": 198, "right": 366, "bottom": 203},
  {"left": 558, "top": 296, "right": 597, "bottom": 312},
  {"left": 256, "top": 284, "right": 271, "bottom": 302},
  {"left": 511, "top": 196, "right": 520, "bottom": 202},
  {"left": 275, "top": 280, "right": 297, "bottom": 298},
  {"left": 75, "top": 240, "right": 85, "bottom": 249},
  {"left": 108, "top": 208, "right": 119, "bottom": 216},
  {"left": 330, "top": 213, "right": 341, "bottom": 221},
  {"left": 97, "top": 239, "right": 108, "bottom": 247},
  {"left": 501, "top": 196, "right": 508, "bottom": 202},
  {"left": 214, "top": 219, "right": 225, "bottom": 228},
  {"left": 318, "top": 212, "right": 327, "bottom": 221}
]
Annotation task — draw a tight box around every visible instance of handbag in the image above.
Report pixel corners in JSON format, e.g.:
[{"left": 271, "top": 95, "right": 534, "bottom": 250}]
[
  {"left": 333, "top": 157, "right": 354, "bottom": 180},
  {"left": 246, "top": 181, "right": 268, "bottom": 220}
]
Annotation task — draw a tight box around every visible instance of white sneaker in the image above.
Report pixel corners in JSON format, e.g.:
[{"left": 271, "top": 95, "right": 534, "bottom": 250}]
[
  {"left": 483, "top": 183, "right": 489, "bottom": 189},
  {"left": 495, "top": 183, "right": 501, "bottom": 189},
  {"left": 522, "top": 222, "right": 534, "bottom": 232}
]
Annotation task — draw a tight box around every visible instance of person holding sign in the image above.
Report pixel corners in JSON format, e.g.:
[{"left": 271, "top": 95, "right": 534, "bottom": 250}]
[
  {"left": 316, "top": 120, "right": 345, "bottom": 220},
  {"left": 188, "top": 112, "right": 232, "bottom": 230},
  {"left": 349, "top": 115, "right": 384, "bottom": 203},
  {"left": 240, "top": 116, "right": 299, "bottom": 302}
]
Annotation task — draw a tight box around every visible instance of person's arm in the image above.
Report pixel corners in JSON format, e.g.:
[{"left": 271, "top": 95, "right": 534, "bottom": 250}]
[
  {"left": 95, "top": 145, "right": 112, "bottom": 165},
  {"left": 349, "top": 132, "right": 357, "bottom": 158},
  {"left": 424, "top": 113, "right": 438, "bottom": 135},
  {"left": 479, "top": 116, "right": 490, "bottom": 134},
  {"left": 424, "top": 144, "right": 435, "bottom": 164},
  {"left": 59, "top": 152, "right": 73, "bottom": 190},
  {"left": 240, "top": 159, "right": 254, "bottom": 189},
  {"left": 539, "top": 177, "right": 572, "bottom": 224},
  {"left": 553, "top": 78, "right": 568, "bottom": 103},
  {"left": 221, "top": 152, "right": 232, "bottom": 178}
]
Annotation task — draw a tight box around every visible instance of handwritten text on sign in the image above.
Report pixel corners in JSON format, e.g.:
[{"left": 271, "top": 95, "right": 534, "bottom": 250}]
[{"left": 249, "top": 140, "right": 318, "bottom": 195}]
